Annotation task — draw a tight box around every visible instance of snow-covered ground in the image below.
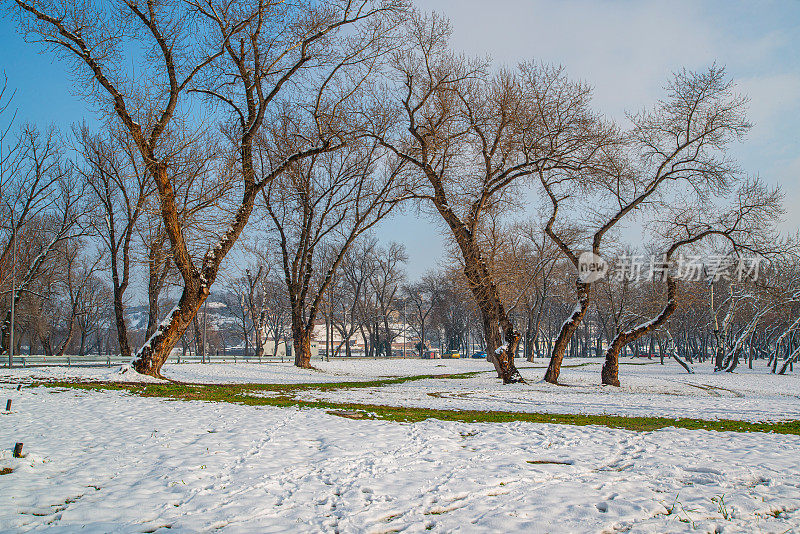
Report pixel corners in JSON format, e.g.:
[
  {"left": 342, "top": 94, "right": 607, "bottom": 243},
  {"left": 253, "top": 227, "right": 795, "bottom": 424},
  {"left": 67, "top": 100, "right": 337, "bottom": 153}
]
[
  {"left": 2, "top": 384, "right": 800, "bottom": 533},
  {"left": 2, "top": 359, "right": 800, "bottom": 532},
  {"left": 0, "top": 357, "right": 487, "bottom": 384},
  {"left": 292, "top": 359, "right": 800, "bottom": 423},
  {"left": 4, "top": 358, "right": 800, "bottom": 422}
]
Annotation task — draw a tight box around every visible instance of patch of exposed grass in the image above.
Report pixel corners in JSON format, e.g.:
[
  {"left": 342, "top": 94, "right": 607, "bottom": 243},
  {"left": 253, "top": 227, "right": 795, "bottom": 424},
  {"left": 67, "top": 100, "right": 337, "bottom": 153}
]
[
  {"left": 30, "top": 371, "right": 476, "bottom": 393},
  {"left": 0, "top": 467, "right": 13, "bottom": 475},
  {"left": 516, "top": 361, "right": 598, "bottom": 370},
  {"left": 28, "top": 380, "right": 800, "bottom": 436}
]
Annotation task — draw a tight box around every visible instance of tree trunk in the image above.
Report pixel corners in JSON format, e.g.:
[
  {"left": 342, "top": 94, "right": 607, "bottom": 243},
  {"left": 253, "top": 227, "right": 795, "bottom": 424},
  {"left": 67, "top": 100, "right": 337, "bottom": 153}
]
[
  {"left": 78, "top": 331, "right": 88, "bottom": 357},
  {"left": 132, "top": 284, "right": 207, "bottom": 377},
  {"left": 193, "top": 315, "right": 204, "bottom": 363},
  {"left": 665, "top": 330, "right": 694, "bottom": 374},
  {"left": 293, "top": 327, "right": 313, "bottom": 369},
  {"left": 779, "top": 346, "right": 800, "bottom": 374},
  {"left": 112, "top": 284, "right": 132, "bottom": 361},
  {"left": 145, "top": 254, "right": 162, "bottom": 340},
  {"left": 545, "top": 280, "right": 590, "bottom": 384},
  {"left": 472, "top": 288, "right": 522, "bottom": 383},
  {"left": 55, "top": 312, "right": 77, "bottom": 358},
  {"left": 601, "top": 278, "right": 677, "bottom": 386}
]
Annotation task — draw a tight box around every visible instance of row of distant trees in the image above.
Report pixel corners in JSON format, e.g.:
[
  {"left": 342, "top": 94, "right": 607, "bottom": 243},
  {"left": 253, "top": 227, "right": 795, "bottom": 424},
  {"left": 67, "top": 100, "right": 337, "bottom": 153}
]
[
  {"left": 225, "top": 238, "right": 800, "bottom": 385},
  {"left": 1, "top": 0, "right": 797, "bottom": 386}
]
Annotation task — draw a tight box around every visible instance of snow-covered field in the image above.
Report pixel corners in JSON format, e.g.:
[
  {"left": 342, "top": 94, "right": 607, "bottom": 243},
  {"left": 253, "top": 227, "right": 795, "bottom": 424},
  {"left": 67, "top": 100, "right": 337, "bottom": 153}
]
[
  {"left": 2, "top": 359, "right": 800, "bottom": 532},
  {"left": 293, "top": 360, "right": 800, "bottom": 423},
  {"left": 5, "top": 358, "right": 800, "bottom": 422}
]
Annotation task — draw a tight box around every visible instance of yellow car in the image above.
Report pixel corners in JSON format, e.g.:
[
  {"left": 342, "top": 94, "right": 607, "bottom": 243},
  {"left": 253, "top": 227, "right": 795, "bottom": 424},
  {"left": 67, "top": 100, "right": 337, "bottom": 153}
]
[{"left": 442, "top": 352, "right": 460, "bottom": 359}]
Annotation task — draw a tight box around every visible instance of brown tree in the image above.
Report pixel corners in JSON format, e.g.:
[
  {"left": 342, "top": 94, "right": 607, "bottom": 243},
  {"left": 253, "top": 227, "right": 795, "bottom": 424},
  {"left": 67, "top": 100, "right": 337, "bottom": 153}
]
[
  {"left": 403, "top": 273, "right": 441, "bottom": 356},
  {"left": 600, "top": 178, "right": 782, "bottom": 385},
  {"left": 77, "top": 126, "right": 150, "bottom": 359},
  {"left": 13, "top": 0, "right": 404, "bottom": 376},
  {"left": 542, "top": 67, "right": 750, "bottom": 384},
  {"left": 263, "top": 142, "right": 408, "bottom": 368},
  {"left": 378, "top": 14, "right": 611, "bottom": 382},
  {"left": 1, "top": 127, "right": 87, "bottom": 357}
]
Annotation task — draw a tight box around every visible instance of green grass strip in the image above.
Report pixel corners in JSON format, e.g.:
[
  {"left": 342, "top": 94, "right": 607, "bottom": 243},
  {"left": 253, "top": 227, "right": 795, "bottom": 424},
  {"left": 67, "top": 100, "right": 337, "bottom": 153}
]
[{"left": 27, "top": 379, "right": 800, "bottom": 436}]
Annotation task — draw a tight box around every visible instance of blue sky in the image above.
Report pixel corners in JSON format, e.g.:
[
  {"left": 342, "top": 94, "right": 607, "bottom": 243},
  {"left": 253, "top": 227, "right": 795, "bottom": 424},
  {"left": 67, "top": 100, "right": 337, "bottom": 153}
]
[{"left": 2, "top": 0, "right": 799, "bottom": 280}]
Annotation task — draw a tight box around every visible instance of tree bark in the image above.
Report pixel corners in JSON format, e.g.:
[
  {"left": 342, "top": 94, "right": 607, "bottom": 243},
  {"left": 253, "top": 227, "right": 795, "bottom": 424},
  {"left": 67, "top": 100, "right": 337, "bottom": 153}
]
[
  {"left": 132, "top": 283, "right": 207, "bottom": 377},
  {"left": 293, "top": 327, "right": 313, "bottom": 369},
  {"left": 601, "top": 277, "right": 678, "bottom": 386},
  {"left": 465, "top": 263, "right": 523, "bottom": 384},
  {"left": 112, "top": 282, "right": 132, "bottom": 360},
  {"left": 145, "top": 236, "right": 170, "bottom": 339},
  {"left": 544, "top": 280, "right": 590, "bottom": 384}
]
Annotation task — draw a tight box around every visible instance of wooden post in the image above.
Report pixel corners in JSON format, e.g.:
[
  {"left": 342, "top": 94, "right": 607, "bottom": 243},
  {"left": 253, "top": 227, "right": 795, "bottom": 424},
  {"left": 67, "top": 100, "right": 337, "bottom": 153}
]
[
  {"left": 4, "top": 399, "right": 10, "bottom": 411},
  {"left": 13, "top": 443, "right": 23, "bottom": 458}
]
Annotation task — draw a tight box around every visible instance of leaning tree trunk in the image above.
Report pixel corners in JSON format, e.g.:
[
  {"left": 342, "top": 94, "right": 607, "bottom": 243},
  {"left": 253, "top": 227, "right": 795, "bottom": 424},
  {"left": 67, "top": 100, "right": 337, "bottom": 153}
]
[
  {"left": 601, "top": 278, "right": 677, "bottom": 386},
  {"left": 132, "top": 282, "right": 208, "bottom": 377},
  {"left": 664, "top": 330, "right": 694, "bottom": 374},
  {"left": 779, "top": 346, "right": 800, "bottom": 375},
  {"left": 544, "top": 280, "right": 591, "bottom": 384},
  {"left": 427, "top": 191, "right": 523, "bottom": 383},
  {"left": 55, "top": 305, "right": 79, "bottom": 358},
  {"left": 465, "top": 261, "right": 524, "bottom": 384},
  {"left": 129, "top": 132, "right": 263, "bottom": 376}
]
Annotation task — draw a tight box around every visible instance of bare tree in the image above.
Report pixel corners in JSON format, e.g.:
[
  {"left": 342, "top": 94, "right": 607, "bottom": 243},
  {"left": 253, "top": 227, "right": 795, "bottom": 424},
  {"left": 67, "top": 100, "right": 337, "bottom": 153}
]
[
  {"left": 377, "top": 14, "right": 612, "bottom": 382},
  {"left": 476, "top": 218, "right": 562, "bottom": 360},
  {"left": 263, "top": 142, "right": 408, "bottom": 368},
  {"left": 13, "top": 0, "right": 404, "bottom": 376},
  {"left": 74, "top": 272, "right": 110, "bottom": 356},
  {"left": 53, "top": 241, "right": 103, "bottom": 357},
  {"left": 600, "top": 178, "right": 782, "bottom": 385},
  {"left": 244, "top": 265, "right": 267, "bottom": 359},
  {"left": 1, "top": 127, "right": 87, "bottom": 356},
  {"left": 542, "top": 66, "right": 751, "bottom": 384},
  {"left": 76, "top": 126, "right": 150, "bottom": 359},
  {"left": 261, "top": 274, "right": 291, "bottom": 360},
  {"left": 330, "top": 238, "right": 379, "bottom": 357},
  {"left": 403, "top": 273, "right": 441, "bottom": 356},
  {"left": 364, "top": 242, "right": 407, "bottom": 357},
  {"left": 219, "top": 274, "right": 247, "bottom": 358}
]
